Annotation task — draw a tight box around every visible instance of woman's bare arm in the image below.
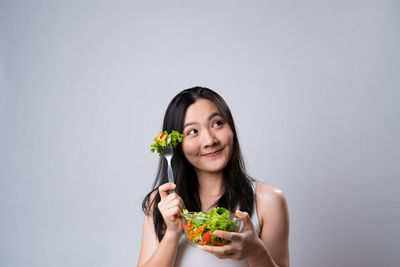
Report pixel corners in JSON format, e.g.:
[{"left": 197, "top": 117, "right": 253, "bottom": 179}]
[
  {"left": 137, "top": 184, "right": 184, "bottom": 267},
  {"left": 137, "top": 213, "right": 181, "bottom": 267},
  {"left": 251, "top": 182, "right": 290, "bottom": 267}
]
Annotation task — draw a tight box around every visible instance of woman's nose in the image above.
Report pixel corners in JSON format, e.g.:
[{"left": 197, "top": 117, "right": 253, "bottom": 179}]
[{"left": 202, "top": 129, "right": 217, "bottom": 147}]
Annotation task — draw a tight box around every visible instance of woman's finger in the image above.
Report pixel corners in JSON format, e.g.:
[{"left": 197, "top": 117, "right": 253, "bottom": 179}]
[
  {"left": 166, "top": 206, "right": 182, "bottom": 221},
  {"left": 158, "top": 183, "right": 176, "bottom": 199},
  {"left": 236, "top": 210, "right": 252, "bottom": 227},
  {"left": 164, "top": 199, "right": 182, "bottom": 210},
  {"left": 213, "top": 230, "right": 241, "bottom": 241},
  {"left": 202, "top": 245, "right": 234, "bottom": 259},
  {"left": 159, "top": 204, "right": 180, "bottom": 219},
  {"left": 158, "top": 196, "right": 185, "bottom": 216},
  {"left": 161, "top": 192, "right": 177, "bottom": 203}
]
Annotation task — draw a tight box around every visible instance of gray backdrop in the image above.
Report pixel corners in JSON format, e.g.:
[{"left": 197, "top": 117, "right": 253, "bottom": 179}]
[{"left": 1, "top": 0, "right": 399, "bottom": 266}]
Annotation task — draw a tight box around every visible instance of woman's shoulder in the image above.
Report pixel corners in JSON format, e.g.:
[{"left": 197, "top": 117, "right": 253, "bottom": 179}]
[
  {"left": 254, "top": 181, "right": 286, "bottom": 202},
  {"left": 253, "top": 181, "right": 288, "bottom": 227}
]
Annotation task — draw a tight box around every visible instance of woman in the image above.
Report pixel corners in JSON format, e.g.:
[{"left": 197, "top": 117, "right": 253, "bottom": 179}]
[{"left": 138, "top": 87, "right": 290, "bottom": 267}]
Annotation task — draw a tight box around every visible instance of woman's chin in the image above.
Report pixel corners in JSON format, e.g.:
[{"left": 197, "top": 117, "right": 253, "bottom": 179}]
[{"left": 195, "top": 163, "right": 229, "bottom": 174}]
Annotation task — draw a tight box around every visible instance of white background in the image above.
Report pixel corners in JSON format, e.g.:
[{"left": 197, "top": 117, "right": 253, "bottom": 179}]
[{"left": 1, "top": 0, "right": 399, "bottom": 266}]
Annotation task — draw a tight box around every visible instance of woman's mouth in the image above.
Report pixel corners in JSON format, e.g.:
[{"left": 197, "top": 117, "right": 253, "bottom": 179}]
[{"left": 203, "top": 148, "right": 224, "bottom": 157}]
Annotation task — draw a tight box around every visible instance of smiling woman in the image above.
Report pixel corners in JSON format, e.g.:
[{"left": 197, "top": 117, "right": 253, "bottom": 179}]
[{"left": 138, "top": 87, "right": 290, "bottom": 267}]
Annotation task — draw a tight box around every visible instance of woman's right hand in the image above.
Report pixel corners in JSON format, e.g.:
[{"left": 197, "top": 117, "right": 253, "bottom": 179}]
[{"left": 158, "top": 182, "right": 185, "bottom": 236}]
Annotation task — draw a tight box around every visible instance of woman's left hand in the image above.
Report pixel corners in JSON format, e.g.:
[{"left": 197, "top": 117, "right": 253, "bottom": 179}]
[{"left": 201, "top": 210, "right": 264, "bottom": 261}]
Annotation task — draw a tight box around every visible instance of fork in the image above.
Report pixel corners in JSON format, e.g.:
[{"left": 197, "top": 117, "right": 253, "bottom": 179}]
[{"left": 164, "top": 143, "right": 175, "bottom": 194}]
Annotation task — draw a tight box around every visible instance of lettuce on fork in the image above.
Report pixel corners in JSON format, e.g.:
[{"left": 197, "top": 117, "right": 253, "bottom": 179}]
[{"left": 150, "top": 130, "right": 183, "bottom": 156}]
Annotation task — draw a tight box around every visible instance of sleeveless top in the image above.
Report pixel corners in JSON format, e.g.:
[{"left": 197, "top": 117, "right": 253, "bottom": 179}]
[{"left": 174, "top": 181, "right": 260, "bottom": 267}]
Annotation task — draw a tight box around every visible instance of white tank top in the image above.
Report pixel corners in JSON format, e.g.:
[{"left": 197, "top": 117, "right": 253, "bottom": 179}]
[{"left": 174, "top": 181, "right": 260, "bottom": 267}]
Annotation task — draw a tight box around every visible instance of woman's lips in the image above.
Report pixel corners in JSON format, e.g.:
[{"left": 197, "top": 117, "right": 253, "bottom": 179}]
[{"left": 203, "top": 148, "right": 224, "bottom": 157}]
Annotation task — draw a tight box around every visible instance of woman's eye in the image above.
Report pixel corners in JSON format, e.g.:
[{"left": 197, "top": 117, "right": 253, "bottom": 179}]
[
  {"left": 187, "top": 129, "right": 198, "bottom": 135},
  {"left": 213, "top": 120, "right": 224, "bottom": 127}
]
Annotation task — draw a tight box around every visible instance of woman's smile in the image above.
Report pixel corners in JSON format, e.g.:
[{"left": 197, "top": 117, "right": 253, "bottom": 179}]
[{"left": 202, "top": 147, "right": 224, "bottom": 157}]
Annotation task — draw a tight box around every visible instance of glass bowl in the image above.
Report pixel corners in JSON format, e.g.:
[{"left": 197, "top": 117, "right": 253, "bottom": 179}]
[{"left": 182, "top": 209, "right": 244, "bottom": 247}]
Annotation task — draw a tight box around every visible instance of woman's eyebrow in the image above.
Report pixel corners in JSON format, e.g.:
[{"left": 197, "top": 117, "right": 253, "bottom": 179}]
[
  {"left": 183, "top": 112, "right": 223, "bottom": 129},
  {"left": 208, "top": 112, "right": 223, "bottom": 121},
  {"left": 183, "top": 121, "right": 197, "bottom": 129}
]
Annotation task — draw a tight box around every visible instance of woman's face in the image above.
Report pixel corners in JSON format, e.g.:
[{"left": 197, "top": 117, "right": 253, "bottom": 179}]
[{"left": 181, "top": 98, "right": 234, "bottom": 175}]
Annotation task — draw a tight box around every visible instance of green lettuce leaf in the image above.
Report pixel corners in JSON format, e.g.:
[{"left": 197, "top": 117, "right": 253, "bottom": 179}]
[{"left": 150, "top": 130, "right": 183, "bottom": 155}]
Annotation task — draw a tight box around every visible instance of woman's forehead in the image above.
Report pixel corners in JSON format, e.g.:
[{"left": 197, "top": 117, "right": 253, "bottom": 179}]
[{"left": 183, "top": 99, "right": 220, "bottom": 123}]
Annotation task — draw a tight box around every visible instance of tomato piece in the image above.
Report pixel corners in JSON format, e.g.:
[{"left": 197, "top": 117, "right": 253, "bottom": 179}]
[
  {"left": 202, "top": 230, "right": 211, "bottom": 243},
  {"left": 156, "top": 132, "right": 167, "bottom": 143}
]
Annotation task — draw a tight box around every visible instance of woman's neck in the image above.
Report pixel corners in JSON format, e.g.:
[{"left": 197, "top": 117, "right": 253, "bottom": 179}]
[{"left": 195, "top": 170, "right": 224, "bottom": 211}]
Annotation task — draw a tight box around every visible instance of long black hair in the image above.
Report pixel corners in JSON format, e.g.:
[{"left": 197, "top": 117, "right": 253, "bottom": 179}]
[{"left": 142, "top": 86, "right": 255, "bottom": 241}]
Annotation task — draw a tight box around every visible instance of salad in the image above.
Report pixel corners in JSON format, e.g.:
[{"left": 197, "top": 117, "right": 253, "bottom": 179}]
[
  {"left": 150, "top": 130, "right": 183, "bottom": 155},
  {"left": 182, "top": 207, "right": 241, "bottom": 246}
]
